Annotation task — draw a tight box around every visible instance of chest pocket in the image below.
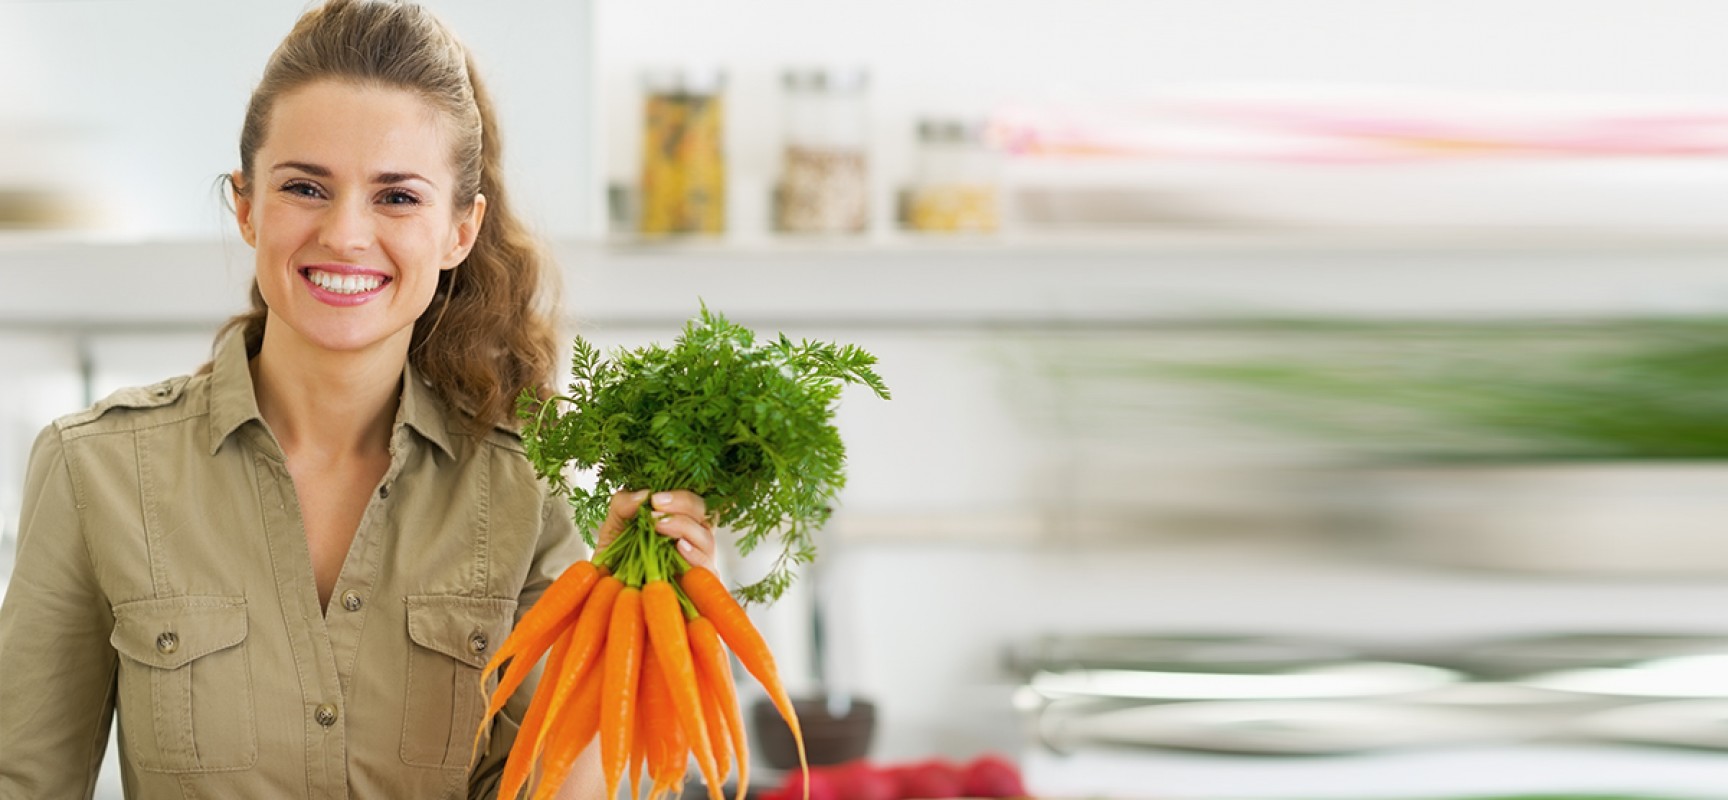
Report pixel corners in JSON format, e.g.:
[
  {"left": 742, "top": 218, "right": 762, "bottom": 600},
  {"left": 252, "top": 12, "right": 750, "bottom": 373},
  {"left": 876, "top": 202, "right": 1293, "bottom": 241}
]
[
  {"left": 110, "top": 596, "right": 255, "bottom": 773},
  {"left": 401, "top": 594, "right": 517, "bottom": 769}
]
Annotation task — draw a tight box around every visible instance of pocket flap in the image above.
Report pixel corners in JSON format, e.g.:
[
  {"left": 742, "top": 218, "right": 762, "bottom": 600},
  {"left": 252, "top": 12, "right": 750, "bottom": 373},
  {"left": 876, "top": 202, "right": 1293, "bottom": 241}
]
[
  {"left": 111, "top": 596, "right": 248, "bottom": 670},
  {"left": 405, "top": 595, "right": 517, "bottom": 669}
]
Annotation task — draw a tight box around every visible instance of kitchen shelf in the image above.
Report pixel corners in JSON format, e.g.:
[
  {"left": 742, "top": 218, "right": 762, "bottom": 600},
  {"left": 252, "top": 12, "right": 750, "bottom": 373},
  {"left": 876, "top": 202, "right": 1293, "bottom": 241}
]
[{"left": 6, "top": 229, "right": 1728, "bottom": 331}]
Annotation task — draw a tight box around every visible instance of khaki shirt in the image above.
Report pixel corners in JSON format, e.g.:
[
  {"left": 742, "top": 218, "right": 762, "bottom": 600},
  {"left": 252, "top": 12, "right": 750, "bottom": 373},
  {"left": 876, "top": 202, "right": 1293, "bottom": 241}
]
[{"left": 0, "top": 332, "right": 586, "bottom": 799}]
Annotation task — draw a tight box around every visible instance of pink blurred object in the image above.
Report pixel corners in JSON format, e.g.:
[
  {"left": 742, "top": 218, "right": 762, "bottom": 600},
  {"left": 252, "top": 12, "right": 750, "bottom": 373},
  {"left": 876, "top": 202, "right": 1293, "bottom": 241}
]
[
  {"left": 988, "top": 93, "right": 1728, "bottom": 164},
  {"left": 772, "top": 753, "right": 1029, "bottom": 800},
  {"left": 834, "top": 760, "right": 898, "bottom": 800},
  {"left": 888, "top": 760, "right": 963, "bottom": 799},
  {"left": 960, "top": 754, "right": 1028, "bottom": 798}
]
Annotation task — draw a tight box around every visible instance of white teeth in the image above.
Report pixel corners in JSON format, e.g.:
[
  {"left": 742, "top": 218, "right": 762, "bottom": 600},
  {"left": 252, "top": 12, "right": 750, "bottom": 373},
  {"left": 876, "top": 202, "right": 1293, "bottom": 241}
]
[{"left": 306, "top": 269, "right": 384, "bottom": 295}]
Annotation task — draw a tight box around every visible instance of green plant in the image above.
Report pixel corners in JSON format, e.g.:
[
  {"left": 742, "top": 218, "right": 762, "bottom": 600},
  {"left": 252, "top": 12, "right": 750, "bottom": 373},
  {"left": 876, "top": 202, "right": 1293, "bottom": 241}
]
[
  {"left": 1136, "top": 318, "right": 1728, "bottom": 462},
  {"left": 519, "top": 304, "right": 891, "bottom": 605}
]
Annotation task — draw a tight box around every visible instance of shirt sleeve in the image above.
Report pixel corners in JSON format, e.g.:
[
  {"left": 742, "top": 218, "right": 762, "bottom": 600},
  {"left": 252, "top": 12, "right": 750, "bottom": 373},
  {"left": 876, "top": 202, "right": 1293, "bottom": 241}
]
[
  {"left": 0, "top": 425, "right": 117, "bottom": 798},
  {"left": 468, "top": 485, "right": 593, "bottom": 800}
]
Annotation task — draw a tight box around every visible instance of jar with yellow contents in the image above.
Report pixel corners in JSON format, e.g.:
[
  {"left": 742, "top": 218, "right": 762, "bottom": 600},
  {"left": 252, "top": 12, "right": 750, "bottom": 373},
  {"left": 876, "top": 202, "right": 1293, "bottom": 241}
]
[
  {"left": 638, "top": 67, "right": 726, "bottom": 235},
  {"left": 905, "top": 118, "right": 1000, "bottom": 234}
]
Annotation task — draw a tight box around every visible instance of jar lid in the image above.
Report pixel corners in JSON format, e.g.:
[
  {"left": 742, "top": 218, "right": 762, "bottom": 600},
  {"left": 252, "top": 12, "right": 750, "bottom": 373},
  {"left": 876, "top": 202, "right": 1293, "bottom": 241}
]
[
  {"left": 641, "top": 66, "right": 726, "bottom": 96},
  {"left": 782, "top": 67, "right": 870, "bottom": 94},
  {"left": 916, "top": 117, "right": 988, "bottom": 144}
]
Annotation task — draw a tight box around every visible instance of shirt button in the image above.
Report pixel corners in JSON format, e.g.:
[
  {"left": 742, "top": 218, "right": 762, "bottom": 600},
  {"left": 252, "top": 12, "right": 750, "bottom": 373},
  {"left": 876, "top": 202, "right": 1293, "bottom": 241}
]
[
  {"left": 469, "top": 630, "right": 489, "bottom": 655},
  {"left": 378, "top": 484, "right": 390, "bottom": 499},
  {"left": 155, "top": 631, "right": 179, "bottom": 654},
  {"left": 315, "top": 703, "right": 338, "bottom": 727},
  {"left": 340, "top": 590, "right": 363, "bottom": 612}
]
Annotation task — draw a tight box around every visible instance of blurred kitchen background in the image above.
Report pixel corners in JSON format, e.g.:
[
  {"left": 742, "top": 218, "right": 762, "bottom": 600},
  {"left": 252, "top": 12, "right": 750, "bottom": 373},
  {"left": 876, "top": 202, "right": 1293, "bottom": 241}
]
[{"left": 8, "top": 1, "right": 1728, "bottom": 798}]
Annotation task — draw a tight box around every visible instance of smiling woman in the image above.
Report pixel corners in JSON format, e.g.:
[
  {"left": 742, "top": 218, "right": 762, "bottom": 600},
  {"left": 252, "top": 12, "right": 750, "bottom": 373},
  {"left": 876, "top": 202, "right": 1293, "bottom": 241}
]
[
  {"left": 232, "top": 81, "right": 483, "bottom": 359},
  {"left": 0, "top": 2, "right": 718, "bottom": 799}
]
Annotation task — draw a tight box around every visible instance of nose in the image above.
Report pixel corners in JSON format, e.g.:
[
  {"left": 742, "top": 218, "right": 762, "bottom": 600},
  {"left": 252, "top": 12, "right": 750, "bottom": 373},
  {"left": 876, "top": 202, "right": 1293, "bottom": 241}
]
[{"left": 317, "top": 194, "right": 374, "bottom": 255}]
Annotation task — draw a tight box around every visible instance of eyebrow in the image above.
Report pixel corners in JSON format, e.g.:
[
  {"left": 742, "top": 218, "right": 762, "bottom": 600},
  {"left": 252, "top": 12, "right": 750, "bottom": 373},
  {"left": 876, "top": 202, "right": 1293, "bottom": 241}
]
[{"left": 271, "top": 161, "right": 436, "bottom": 187}]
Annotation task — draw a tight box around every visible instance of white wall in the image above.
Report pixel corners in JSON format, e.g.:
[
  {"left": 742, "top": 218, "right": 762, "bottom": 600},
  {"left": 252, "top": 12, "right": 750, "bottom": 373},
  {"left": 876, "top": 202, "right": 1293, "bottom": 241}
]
[
  {"left": 596, "top": 0, "right": 1728, "bottom": 235},
  {"left": 0, "top": 0, "right": 594, "bottom": 239}
]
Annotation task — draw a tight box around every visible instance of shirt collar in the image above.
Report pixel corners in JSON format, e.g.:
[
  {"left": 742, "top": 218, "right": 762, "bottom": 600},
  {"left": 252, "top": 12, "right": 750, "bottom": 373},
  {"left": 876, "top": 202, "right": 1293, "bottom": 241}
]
[
  {"left": 206, "top": 330, "right": 456, "bottom": 459},
  {"left": 397, "top": 358, "right": 455, "bottom": 458},
  {"left": 206, "top": 330, "right": 264, "bottom": 456}
]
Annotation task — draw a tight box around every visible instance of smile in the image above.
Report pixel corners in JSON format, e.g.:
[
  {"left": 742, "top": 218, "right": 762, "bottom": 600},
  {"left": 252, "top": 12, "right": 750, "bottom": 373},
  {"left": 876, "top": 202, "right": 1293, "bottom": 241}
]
[
  {"left": 299, "top": 266, "right": 392, "bottom": 306},
  {"left": 303, "top": 268, "right": 388, "bottom": 295}
]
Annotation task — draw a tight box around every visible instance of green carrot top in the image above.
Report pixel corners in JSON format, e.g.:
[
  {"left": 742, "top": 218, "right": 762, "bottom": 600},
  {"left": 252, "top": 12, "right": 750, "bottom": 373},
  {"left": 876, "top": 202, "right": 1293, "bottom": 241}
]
[{"left": 519, "top": 303, "right": 890, "bottom": 605}]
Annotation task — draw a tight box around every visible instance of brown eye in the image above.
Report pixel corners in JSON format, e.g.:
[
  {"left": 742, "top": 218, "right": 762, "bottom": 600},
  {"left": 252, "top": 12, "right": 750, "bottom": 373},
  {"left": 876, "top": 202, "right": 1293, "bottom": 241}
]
[
  {"left": 380, "top": 189, "right": 422, "bottom": 206},
  {"left": 281, "top": 180, "right": 323, "bottom": 199}
]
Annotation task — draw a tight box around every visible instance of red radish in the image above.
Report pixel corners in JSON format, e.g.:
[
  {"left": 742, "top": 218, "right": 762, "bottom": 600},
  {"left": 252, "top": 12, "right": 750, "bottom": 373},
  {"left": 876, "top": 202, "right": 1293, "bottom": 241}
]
[
  {"left": 833, "top": 760, "right": 897, "bottom": 800},
  {"left": 779, "top": 767, "right": 843, "bottom": 800},
  {"left": 960, "top": 754, "right": 1027, "bottom": 798},
  {"left": 894, "top": 759, "right": 962, "bottom": 799}
]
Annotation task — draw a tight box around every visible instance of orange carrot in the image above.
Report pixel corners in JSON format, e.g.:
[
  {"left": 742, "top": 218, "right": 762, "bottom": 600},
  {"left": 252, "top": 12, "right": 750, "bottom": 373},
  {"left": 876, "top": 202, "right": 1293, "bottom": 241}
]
[
  {"left": 500, "top": 575, "right": 623, "bottom": 798},
  {"left": 643, "top": 579, "right": 725, "bottom": 800},
  {"left": 680, "top": 567, "right": 807, "bottom": 793},
  {"left": 640, "top": 643, "right": 688, "bottom": 800},
  {"left": 600, "top": 587, "right": 646, "bottom": 800},
  {"left": 496, "top": 625, "right": 576, "bottom": 800},
  {"left": 698, "top": 669, "right": 734, "bottom": 790},
  {"left": 635, "top": 680, "right": 649, "bottom": 800},
  {"left": 481, "top": 560, "right": 600, "bottom": 687},
  {"left": 477, "top": 560, "right": 601, "bottom": 747},
  {"left": 528, "top": 657, "right": 606, "bottom": 800},
  {"left": 689, "top": 616, "right": 750, "bottom": 800},
  {"left": 529, "top": 575, "right": 623, "bottom": 759}
]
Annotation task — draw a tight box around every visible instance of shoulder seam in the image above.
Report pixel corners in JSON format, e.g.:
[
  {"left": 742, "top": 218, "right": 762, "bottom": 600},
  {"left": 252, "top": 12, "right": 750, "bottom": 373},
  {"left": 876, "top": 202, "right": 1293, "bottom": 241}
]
[
  {"left": 57, "top": 407, "right": 210, "bottom": 441},
  {"left": 51, "top": 427, "right": 104, "bottom": 610}
]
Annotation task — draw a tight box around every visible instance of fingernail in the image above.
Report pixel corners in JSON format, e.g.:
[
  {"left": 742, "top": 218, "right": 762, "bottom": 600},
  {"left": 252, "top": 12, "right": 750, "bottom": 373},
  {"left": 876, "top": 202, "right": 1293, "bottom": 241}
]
[
  {"left": 677, "top": 539, "right": 693, "bottom": 553},
  {"left": 652, "top": 492, "right": 672, "bottom": 508}
]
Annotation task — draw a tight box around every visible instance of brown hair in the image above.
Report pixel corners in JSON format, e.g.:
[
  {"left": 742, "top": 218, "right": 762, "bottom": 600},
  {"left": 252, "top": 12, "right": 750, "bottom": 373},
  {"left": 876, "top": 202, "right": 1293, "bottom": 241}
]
[{"left": 220, "top": 0, "right": 559, "bottom": 432}]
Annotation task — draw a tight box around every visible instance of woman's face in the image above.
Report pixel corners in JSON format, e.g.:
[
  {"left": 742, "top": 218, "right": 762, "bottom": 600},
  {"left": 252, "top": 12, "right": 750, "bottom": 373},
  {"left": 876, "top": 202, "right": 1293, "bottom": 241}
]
[{"left": 232, "top": 80, "right": 484, "bottom": 358}]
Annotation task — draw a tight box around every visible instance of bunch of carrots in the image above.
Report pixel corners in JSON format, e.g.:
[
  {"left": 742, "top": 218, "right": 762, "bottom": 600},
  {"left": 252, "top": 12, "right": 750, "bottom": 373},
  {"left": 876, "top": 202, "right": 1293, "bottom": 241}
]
[
  {"left": 473, "top": 534, "right": 806, "bottom": 800},
  {"left": 477, "top": 308, "right": 889, "bottom": 799}
]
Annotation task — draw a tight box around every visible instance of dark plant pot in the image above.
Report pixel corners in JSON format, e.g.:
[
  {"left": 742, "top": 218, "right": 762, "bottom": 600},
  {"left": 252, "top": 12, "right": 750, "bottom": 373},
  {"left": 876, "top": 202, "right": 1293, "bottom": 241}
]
[{"left": 752, "top": 695, "right": 877, "bottom": 769}]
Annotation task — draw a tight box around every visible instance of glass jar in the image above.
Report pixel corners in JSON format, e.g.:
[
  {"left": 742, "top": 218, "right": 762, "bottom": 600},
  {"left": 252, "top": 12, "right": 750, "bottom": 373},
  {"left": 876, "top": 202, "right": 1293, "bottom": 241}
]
[
  {"left": 775, "top": 68, "right": 870, "bottom": 235},
  {"left": 906, "top": 117, "right": 1000, "bottom": 233},
  {"left": 638, "top": 67, "right": 726, "bottom": 235}
]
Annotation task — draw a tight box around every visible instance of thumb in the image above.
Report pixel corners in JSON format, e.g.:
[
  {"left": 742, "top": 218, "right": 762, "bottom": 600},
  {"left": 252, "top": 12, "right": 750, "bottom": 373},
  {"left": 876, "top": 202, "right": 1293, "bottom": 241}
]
[{"left": 594, "top": 488, "right": 651, "bottom": 550}]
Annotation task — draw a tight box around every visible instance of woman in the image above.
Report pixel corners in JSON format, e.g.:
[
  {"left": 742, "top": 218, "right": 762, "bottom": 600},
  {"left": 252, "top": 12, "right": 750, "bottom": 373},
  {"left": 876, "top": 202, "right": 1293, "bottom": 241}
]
[{"left": 0, "top": 2, "right": 714, "bottom": 797}]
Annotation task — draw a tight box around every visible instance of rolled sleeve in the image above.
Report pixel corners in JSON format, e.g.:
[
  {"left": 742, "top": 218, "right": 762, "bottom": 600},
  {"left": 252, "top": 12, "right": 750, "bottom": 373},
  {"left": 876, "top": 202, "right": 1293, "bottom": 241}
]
[{"left": 0, "top": 425, "right": 117, "bottom": 798}]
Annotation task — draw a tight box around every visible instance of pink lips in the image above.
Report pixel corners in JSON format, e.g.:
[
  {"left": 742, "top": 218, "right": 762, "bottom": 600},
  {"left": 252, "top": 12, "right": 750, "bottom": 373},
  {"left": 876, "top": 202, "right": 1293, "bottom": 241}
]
[{"left": 299, "top": 264, "right": 392, "bottom": 307}]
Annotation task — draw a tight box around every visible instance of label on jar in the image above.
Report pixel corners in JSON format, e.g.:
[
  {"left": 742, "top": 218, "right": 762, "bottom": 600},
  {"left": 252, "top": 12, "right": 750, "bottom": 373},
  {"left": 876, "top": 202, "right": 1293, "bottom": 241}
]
[{"left": 640, "top": 93, "right": 726, "bottom": 235}]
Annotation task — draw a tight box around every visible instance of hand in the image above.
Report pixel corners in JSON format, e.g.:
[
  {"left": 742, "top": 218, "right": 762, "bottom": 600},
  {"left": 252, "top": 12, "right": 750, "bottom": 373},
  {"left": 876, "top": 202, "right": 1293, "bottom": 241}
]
[{"left": 594, "top": 488, "right": 718, "bottom": 573}]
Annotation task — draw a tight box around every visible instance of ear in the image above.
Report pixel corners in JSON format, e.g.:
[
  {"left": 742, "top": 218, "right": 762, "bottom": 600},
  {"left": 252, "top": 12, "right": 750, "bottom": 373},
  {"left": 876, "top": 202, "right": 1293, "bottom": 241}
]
[
  {"left": 443, "top": 193, "right": 487, "bottom": 270},
  {"left": 230, "top": 170, "right": 256, "bottom": 247}
]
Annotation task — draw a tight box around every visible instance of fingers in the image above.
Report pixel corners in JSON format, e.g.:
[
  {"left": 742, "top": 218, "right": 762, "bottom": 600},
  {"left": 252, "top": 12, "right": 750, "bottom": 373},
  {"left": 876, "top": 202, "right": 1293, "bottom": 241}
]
[
  {"left": 648, "top": 490, "right": 707, "bottom": 522},
  {"left": 651, "top": 511, "right": 716, "bottom": 575},
  {"left": 594, "top": 488, "right": 719, "bottom": 574},
  {"left": 594, "top": 489, "right": 651, "bottom": 549}
]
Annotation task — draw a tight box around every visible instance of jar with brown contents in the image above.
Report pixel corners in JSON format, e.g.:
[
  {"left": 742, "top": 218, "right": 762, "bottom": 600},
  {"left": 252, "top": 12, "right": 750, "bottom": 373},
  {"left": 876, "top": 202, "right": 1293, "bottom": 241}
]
[{"left": 775, "top": 68, "right": 870, "bottom": 235}]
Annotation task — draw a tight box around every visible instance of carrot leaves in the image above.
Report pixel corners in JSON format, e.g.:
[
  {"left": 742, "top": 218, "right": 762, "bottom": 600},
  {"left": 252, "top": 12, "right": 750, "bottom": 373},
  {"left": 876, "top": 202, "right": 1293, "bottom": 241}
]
[{"left": 519, "top": 305, "right": 890, "bottom": 605}]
